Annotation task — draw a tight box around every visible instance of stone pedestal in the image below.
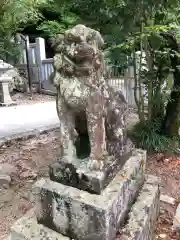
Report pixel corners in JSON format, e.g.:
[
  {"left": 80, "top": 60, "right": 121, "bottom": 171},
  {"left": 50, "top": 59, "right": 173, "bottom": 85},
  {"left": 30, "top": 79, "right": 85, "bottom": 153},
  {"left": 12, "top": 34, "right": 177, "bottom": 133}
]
[
  {"left": 0, "top": 77, "right": 16, "bottom": 106},
  {"left": 7, "top": 149, "right": 160, "bottom": 240},
  {"left": 49, "top": 149, "right": 133, "bottom": 194},
  {"left": 35, "top": 151, "right": 145, "bottom": 240},
  {"left": 8, "top": 175, "right": 159, "bottom": 240}
]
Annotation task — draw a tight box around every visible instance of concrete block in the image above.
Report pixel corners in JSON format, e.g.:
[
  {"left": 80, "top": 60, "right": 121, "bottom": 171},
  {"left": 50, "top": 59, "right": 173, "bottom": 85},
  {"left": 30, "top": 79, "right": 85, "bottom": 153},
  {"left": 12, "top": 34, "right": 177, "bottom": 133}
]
[
  {"left": 34, "top": 150, "right": 146, "bottom": 240},
  {"left": 9, "top": 209, "right": 69, "bottom": 240},
  {"left": 120, "top": 175, "right": 160, "bottom": 240}
]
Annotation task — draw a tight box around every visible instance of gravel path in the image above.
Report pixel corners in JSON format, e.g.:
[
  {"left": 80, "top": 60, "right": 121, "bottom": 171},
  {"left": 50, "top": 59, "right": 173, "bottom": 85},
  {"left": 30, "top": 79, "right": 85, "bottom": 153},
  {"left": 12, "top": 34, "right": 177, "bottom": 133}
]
[{"left": 0, "top": 100, "right": 59, "bottom": 139}]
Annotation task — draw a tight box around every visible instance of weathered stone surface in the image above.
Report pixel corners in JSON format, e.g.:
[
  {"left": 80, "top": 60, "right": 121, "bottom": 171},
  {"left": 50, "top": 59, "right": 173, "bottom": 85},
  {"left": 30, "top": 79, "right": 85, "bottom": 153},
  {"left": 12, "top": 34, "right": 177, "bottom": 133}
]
[
  {"left": 172, "top": 203, "right": 180, "bottom": 231},
  {"left": 9, "top": 208, "right": 69, "bottom": 240},
  {"left": 34, "top": 150, "right": 146, "bottom": 240},
  {"left": 0, "top": 60, "right": 28, "bottom": 93},
  {"left": 120, "top": 175, "right": 160, "bottom": 240},
  {"left": 0, "top": 77, "right": 16, "bottom": 106},
  {"left": 3, "top": 236, "right": 11, "bottom": 240},
  {"left": 5, "top": 69, "right": 28, "bottom": 93},
  {"left": 0, "top": 188, "right": 14, "bottom": 208},
  {"left": 0, "top": 163, "right": 17, "bottom": 177},
  {"left": 0, "top": 174, "right": 11, "bottom": 188},
  {"left": 52, "top": 24, "right": 130, "bottom": 170},
  {"left": 160, "top": 194, "right": 175, "bottom": 205},
  {"left": 49, "top": 147, "right": 133, "bottom": 194}
]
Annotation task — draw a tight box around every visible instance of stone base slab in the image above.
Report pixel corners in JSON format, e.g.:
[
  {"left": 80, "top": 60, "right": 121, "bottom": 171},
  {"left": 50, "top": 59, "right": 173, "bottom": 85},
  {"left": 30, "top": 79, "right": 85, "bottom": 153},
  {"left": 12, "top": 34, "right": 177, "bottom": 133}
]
[
  {"left": 8, "top": 209, "right": 69, "bottom": 240},
  {"left": 120, "top": 175, "right": 160, "bottom": 240},
  {"left": 49, "top": 147, "right": 133, "bottom": 194},
  {"left": 34, "top": 149, "right": 146, "bottom": 240},
  {"left": 0, "top": 101, "right": 17, "bottom": 107}
]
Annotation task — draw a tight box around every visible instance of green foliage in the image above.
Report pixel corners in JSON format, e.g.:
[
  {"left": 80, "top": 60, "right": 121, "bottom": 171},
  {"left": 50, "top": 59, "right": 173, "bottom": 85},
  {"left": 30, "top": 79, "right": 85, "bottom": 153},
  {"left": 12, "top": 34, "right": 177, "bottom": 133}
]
[
  {"left": 130, "top": 119, "right": 180, "bottom": 154},
  {"left": 50, "top": 0, "right": 180, "bottom": 137},
  {"left": 37, "top": 20, "right": 66, "bottom": 38},
  {"left": 35, "top": 0, "right": 80, "bottom": 38},
  {"left": 104, "top": 48, "right": 129, "bottom": 72},
  {"left": 37, "top": 12, "right": 80, "bottom": 38},
  {"left": 0, "top": 0, "right": 44, "bottom": 61},
  {"left": 0, "top": 36, "right": 21, "bottom": 62}
]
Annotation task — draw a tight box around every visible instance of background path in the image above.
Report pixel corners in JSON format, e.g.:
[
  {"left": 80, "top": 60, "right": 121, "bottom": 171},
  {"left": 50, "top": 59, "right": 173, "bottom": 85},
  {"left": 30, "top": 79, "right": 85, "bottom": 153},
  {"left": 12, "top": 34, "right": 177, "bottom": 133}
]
[{"left": 0, "top": 102, "right": 59, "bottom": 139}]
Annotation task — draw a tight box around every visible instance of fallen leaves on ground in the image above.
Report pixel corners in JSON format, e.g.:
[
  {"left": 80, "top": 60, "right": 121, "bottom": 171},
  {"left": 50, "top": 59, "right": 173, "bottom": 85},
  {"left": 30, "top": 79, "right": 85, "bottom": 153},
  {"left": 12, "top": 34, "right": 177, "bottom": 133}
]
[
  {"left": 1, "top": 134, "right": 180, "bottom": 239},
  {"left": 147, "top": 154, "right": 180, "bottom": 239}
]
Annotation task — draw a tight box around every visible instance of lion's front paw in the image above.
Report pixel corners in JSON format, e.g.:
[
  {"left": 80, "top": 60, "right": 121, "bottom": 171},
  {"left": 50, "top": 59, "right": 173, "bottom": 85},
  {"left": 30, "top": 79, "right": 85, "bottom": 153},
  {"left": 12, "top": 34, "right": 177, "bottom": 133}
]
[{"left": 87, "top": 159, "right": 104, "bottom": 171}]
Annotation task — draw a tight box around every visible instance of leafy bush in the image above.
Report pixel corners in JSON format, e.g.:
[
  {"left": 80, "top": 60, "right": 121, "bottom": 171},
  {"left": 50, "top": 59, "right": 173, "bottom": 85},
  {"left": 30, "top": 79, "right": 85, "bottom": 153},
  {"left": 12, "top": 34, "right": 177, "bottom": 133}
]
[
  {"left": 0, "top": 0, "right": 43, "bottom": 62},
  {"left": 129, "top": 119, "right": 180, "bottom": 154}
]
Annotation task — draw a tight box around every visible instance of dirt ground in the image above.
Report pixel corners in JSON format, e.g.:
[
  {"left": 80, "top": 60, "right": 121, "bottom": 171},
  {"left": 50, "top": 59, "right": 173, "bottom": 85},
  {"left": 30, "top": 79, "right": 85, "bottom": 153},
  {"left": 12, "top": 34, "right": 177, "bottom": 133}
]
[
  {"left": 0, "top": 131, "right": 180, "bottom": 239},
  {"left": 147, "top": 155, "right": 180, "bottom": 240},
  {"left": 0, "top": 130, "right": 61, "bottom": 239}
]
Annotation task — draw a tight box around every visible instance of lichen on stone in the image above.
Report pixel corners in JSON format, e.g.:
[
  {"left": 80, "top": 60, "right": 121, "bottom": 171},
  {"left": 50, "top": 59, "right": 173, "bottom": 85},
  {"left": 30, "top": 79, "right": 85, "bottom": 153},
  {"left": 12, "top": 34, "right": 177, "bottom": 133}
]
[{"left": 52, "top": 24, "right": 131, "bottom": 171}]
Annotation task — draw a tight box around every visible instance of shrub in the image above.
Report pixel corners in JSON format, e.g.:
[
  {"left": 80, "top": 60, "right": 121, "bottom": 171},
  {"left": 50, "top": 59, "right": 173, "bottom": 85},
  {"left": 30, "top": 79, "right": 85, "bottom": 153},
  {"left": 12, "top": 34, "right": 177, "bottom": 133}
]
[{"left": 129, "top": 119, "right": 180, "bottom": 154}]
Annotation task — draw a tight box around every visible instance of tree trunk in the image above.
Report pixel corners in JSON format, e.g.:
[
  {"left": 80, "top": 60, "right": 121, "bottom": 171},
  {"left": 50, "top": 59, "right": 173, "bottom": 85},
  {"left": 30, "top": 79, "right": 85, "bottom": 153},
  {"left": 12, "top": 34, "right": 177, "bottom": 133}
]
[
  {"left": 161, "top": 32, "right": 180, "bottom": 136},
  {"left": 132, "top": 50, "right": 145, "bottom": 122},
  {"left": 151, "top": 67, "right": 165, "bottom": 121},
  {"left": 161, "top": 70, "right": 180, "bottom": 136}
]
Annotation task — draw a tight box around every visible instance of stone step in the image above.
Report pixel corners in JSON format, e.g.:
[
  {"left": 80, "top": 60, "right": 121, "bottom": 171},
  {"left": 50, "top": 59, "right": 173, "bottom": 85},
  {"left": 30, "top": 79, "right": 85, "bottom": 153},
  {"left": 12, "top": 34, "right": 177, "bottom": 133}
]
[
  {"left": 119, "top": 175, "right": 160, "bottom": 240},
  {"left": 8, "top": 209, "right": 69, "bottom": 240},
  {"left": 33, "top": 149, "right": 146, "bottom": 240}
]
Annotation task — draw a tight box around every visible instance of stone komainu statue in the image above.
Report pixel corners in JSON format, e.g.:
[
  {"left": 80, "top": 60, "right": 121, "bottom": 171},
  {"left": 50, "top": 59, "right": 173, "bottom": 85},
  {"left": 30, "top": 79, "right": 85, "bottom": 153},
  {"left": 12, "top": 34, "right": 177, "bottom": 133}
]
[{"left": 52, "top": 24, "right": 130, "bottom": 170}]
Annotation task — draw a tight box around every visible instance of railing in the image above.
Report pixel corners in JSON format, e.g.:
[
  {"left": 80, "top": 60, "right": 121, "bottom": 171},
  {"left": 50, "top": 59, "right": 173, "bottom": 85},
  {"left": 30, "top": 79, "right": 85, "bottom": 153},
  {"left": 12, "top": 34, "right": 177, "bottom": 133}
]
[
  {"left": 40, "top": 60, "right": 127, "bottom": 90},
  {"left": 39, "top": 59, "right": 137, "bottom": 106},
  {"left": 29, "top": 45, "right": 36, "bottom": 64},
  {"left": 42, "top": 58, "right": 54, "bottom": 83},
  {"left": 16, "top": 35, "right": 139, "bottom": 107}
]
